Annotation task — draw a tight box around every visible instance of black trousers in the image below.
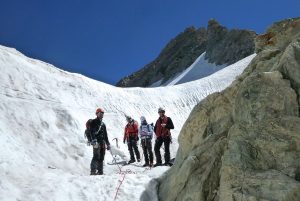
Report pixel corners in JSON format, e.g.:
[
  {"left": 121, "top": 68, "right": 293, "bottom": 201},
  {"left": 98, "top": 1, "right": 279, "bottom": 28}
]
[
  {"left": 127, "top": 137, "right": 140, "bottom": 161},
  {"left": 141, "top": 138, "right": 153, "bottom": 164},
  {"left": 154, "top": 136, "right": 171, "bottom": 164},
  {"left": 90, "top": 143, "right": 106, "bottom": 174}
]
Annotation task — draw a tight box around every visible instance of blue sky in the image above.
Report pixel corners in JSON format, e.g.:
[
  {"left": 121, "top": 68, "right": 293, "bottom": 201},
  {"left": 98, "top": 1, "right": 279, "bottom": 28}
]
[{"left": 0, "top": 0, "right": 299, "bottom": 85}]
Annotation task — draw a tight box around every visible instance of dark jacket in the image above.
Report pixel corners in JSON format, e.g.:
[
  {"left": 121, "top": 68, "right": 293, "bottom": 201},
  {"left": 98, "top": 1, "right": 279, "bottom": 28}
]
[
  {"left": 154, "top": 116, "right": 174, "bottom": 138},
  {"left": 90, "top": 118, "right": 110, "bottom": 145}
]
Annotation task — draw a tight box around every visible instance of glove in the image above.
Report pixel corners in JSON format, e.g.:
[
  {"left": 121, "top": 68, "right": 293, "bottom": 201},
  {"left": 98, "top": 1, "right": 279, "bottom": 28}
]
[
  {"left": 91, "top": 139, "right": 97, "bottom": 146},
  {"left": 107, "top": 144, "right": 111, "bottom": 150},
  {"left": 136, "top": 136, "right": 139, "bottom": 141},
  {"left": 123, "top": 139, "right": 126, "bottom": 144}
]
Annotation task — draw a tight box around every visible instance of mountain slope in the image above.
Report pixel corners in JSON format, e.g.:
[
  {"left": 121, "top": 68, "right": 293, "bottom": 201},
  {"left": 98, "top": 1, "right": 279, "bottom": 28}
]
[
  {"left": 142, "top": 17, "right": 300, "bottom": 201},
  {"left": 166, "top": 52, "right": 226, "bottom": 86},
  {"left": 117, "top": 27, "right": 208, "bottom": 87},
  {"left": 117, "top": 19, "right": 256, "bottom": 87},
  {"left": 0, "top": 45, "right": 254, "bottom": 201}
]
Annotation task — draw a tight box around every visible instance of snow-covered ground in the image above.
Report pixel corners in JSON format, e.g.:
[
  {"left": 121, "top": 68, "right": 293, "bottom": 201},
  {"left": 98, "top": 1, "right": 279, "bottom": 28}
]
[
  {"left": 0, "top": 45, "right": 255, "bottom": 201},
  {"left": 167, "top": 52, "right": 226, "bottom": 86},
  {"left": 150, "top": 52, "right": 226, "bottom": 87}
]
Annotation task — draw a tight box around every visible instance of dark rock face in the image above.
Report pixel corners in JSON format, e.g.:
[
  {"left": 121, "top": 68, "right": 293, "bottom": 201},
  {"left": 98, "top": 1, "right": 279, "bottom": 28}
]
[
  {"left": 205, "top": 19, "right": 256, "bottom": 65},
  {"left": 141, "top": 18, "right": 300, "bottom": 201},
  {"left": 117, "top": 20, "right": 256, "bottom": 87}
]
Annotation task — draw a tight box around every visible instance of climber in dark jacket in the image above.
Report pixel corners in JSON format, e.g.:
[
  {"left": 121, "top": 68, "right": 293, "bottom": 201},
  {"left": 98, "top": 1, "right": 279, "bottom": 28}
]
[
  {"left": 153, "top": 107, "right": 174, "bottom": 167},
  {"left": 86, "top": 108, "right": 110, "bottom": 175}
]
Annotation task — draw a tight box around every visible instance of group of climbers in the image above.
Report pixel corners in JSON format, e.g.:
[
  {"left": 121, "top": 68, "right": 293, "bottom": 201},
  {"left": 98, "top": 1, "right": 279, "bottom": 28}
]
[{"left": 85, "top": 107, "right": 174, "bottom": 175}]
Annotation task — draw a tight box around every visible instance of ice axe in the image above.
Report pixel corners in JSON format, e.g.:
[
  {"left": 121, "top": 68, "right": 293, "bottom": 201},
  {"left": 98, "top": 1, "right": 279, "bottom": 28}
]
[{"left": 112, "top": 138, "right": 119, "bottom": 148}]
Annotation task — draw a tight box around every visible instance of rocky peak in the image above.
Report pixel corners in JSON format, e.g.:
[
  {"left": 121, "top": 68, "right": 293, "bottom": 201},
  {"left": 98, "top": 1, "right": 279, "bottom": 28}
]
[
  {"left": 205, "top": 19, "right": 256, "bottom": 65},
  {"left": 207, "top": 18, "right": 228, "bottom": 36},
  {"left": 117, "top": 20, "right": 256, "bottom": 87}
]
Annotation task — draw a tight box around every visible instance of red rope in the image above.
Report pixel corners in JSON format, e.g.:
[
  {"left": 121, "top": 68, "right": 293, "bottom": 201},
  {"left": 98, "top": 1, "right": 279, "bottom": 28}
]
[
  {"left": 113, "top": 164, "right": 137, "bottom": 201},
  {"left": 113, "top": 164, "right": 152, "bottom": 201},
  {"left": 114, "top": 173, "right": 126, "bottom": 201}
]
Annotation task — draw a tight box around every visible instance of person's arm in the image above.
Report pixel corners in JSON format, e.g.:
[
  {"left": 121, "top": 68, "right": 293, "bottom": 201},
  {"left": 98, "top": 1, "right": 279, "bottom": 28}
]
[
  {"left": 89, "top": 120, "right": 97, "bottom": 140},
  {"left": 166, "top": 117, "right": 174, "bottom": 129},
  {"left": 138, "top": 126, "right": 142, "bottom": 137},
  {"left": 123, "top": 127, "right": 127, "bottom": 143},
  {"left": 148, "top": 124, "right": 154, "bottom": 139},
  {"left": 134, "top": 122, "right": 139, "bottom": 139},
  {"left": 85, "top": 129, "right": 92, "bottom": 142},
  {"left": 103, "top": 124, "right": 110, "bottom": 146}
]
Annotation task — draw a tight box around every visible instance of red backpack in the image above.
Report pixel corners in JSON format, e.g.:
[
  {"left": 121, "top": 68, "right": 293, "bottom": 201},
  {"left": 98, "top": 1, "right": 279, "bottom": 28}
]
[{"left": 84, "top": 119, "right": 93, "bottom": 142}]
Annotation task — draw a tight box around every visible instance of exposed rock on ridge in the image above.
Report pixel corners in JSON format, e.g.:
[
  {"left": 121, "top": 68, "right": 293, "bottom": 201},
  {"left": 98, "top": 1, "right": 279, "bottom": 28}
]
[
  {"left": 205, "top": 19, "right": 256, "bottom": 65},
  {"left": 141, "top": 17, "right": 300, "bottom": 201},
  {"left": 117, "top": 20, "right": 256, "bottom": 87},
  {"left": 117, "top": 27, "right": 207, "bottom": 87}
]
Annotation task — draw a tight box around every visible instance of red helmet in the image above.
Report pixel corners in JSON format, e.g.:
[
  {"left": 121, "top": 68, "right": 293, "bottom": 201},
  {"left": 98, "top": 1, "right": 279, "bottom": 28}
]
[{"left": 95, "top": 108, "right": 104, "bottom": 115}]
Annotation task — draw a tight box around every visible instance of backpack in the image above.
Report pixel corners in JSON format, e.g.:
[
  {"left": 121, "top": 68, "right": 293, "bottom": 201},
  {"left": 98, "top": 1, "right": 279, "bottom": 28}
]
[
  {"left": 140, "top": 123, "right": 153, "bottom": 139},
  {"left": 84, "top": 119, "right": 93, "bottom": 142}
]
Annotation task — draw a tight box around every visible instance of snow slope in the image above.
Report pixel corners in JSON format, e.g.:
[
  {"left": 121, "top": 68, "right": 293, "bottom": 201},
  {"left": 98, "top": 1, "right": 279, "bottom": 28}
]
[
  {"left": 167, "top": 52, "right": 226, "bottom": 86},
  {"left": 0, "top": 45, "right": 255, "bottom": 201},
  {"left": 150, "top": 52, "right": 226, "bottom": 87}
]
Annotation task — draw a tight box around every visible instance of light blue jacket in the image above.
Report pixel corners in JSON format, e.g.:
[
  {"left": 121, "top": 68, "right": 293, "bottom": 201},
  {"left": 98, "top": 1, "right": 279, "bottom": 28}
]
[{"left": 139, "top": 123, "right": 153, "bottom": 139}]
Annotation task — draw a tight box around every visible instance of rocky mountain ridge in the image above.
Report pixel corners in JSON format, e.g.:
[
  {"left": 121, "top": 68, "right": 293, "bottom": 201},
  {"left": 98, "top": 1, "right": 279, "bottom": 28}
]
[{"left": 117, "top": 19, "right": 256, "bottom": 87}]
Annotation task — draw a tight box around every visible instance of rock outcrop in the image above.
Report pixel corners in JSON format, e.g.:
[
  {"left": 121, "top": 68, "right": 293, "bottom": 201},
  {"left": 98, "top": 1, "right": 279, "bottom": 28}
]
[
  {"left": 117, "top": 20, "right": 256, "bottom": 87},
  {"left": 205, "top": 19, "right": 256, "bottom": 65},
  {"left": 141, "top": 18, "right": 300, "bottom": 201}
]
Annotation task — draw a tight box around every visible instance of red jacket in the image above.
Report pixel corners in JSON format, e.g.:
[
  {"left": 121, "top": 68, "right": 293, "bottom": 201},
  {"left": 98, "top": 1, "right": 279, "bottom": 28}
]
[
  {"left": 154, "top": 115, "right": 174, "bottom": 138},
  {"left": 123, "top": 121, "right": 139, "bottom": 142}
]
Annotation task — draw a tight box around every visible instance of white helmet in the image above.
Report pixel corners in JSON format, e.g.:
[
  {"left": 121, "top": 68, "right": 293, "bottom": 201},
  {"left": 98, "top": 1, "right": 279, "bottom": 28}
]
[
  {"left": 140, "top": 116, "right": 146, "bottom": 122},
  {"left": 158, "top": 107, "right": 165, "bottom": 113}
]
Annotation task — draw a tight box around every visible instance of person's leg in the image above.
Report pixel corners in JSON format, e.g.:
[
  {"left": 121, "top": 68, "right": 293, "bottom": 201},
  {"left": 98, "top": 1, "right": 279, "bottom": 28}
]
[
  {"left": 154, "top": 137, "right": 163, "bottom": 165},
  {"left": 163, "top": 137, "right": 171, "bottom": 165},
  {"left": 147, "top": 139, "right": 154, "bottom": 165},
  {"left": 128, "top": 140, "right": 135, "bottom": 162},
  {"left": 132, "top": 139, "right": 141, "bottom": 161},
  {"left": 97, "top": 143, "right": 106, "bottom": 175},
  {"left": 142, "top": 140, "right": 149, "bottom": 165},
  {"left": 90, "top": 146, "right": 100, "bottom": 175}
]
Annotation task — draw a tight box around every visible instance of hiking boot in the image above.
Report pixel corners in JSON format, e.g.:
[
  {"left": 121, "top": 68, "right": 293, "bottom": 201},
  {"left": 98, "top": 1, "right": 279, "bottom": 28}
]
[
  {"left": 137, "top": 159, "right": 141, "bottom": 162},
  {"left": 96, "top": 172, "right": 103, "bottom": 175},
  {"left": 153, "top": 163, "right": 162, "bottom": 167},
  {"left": 90, "top": 172, "right": 97, "bottom": 175},
  {"left": 142, "top": 163, "right": 149, "bottom": 167},
  {"left": 128, "top": 159, "right": 136, "bottom": 164}
]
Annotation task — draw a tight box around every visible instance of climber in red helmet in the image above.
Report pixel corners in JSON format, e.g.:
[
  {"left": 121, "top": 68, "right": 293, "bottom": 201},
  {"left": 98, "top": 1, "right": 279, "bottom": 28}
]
[{"left": 85, "top": 108, "right": 110, "bottom": 175}]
